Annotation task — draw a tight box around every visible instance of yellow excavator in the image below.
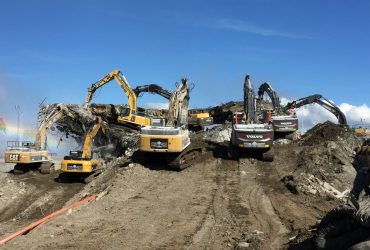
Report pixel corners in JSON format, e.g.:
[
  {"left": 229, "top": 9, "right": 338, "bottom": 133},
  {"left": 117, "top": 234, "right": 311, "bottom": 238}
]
[
  {"left": 139, "top": 78, "right": 203, "bottom": 169},
  {"left": 84, "top": 69, "right": 151, "bottom": 129},
  {"left": 4, "top": 104, "right": 78, "bottom": 174},
  {"left": 188, "top": 111, "right": 213, "bottom": 130},
  {"left": 60, "top": 116, "right": 106, "bottom": 183}
]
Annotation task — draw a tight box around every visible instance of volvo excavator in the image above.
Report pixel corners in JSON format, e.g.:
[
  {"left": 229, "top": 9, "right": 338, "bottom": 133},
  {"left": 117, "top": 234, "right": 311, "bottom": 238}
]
[
  {"left": 84, "top": 69, "right": 151, "bottom": 129},
  {"left": 139, "top": 78, "right": 203, "bottom": 169},
  {"left": 60, "top": 116, "right": 106, "bottom": 183},
  {"left": 4, "top": 104, "right": 78, "bottom": 173},
  {"left": 285, "top": 94, "right": 347, "bottom": 126},
  {"left": 228, "top": 75, "right": 274, "bottom": 161},
  {"left": 257, "top": 82, "right": 298, "bottom": 138}
]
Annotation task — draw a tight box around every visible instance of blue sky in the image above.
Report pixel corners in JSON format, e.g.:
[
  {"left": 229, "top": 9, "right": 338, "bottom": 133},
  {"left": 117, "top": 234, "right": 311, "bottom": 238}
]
[{"left": 0, "top": 0, "right": 370, "bottom": 131}]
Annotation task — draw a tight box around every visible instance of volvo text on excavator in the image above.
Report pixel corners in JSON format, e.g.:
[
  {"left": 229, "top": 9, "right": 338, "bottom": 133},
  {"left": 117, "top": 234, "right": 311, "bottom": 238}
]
[
  {"left": 228, "top": 75, "right": 274, "bottom": 161},
  {"left": 4, "top": 104, "right": 78, "bottom": 174},
  {"left": 139, "top": 78, "right": 204, "bottom": 169},
  {"left": 84, "top": 69, "right": 151, "bottom": 129}
]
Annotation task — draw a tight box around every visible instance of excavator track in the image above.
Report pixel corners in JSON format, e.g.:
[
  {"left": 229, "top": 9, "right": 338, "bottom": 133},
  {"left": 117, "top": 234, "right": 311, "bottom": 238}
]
[{"left": 168, "top": 144, "right": 205, "bottom": 170}]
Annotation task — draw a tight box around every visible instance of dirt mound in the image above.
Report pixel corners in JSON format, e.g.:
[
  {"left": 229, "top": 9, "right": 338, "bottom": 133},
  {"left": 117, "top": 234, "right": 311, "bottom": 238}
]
[{"left": 301, "top": 121, "right": 349, "bottom": 146}]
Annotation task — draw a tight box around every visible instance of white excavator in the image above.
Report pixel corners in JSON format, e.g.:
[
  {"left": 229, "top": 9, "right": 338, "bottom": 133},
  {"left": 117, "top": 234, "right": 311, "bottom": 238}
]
[{"left": 139, "top": 78, "right": 203, "bottom": 169}]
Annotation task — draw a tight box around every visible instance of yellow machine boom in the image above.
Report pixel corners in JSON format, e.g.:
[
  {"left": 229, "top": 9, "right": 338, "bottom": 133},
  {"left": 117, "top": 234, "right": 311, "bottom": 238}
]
[{"left": 84, "top": 70, "right": 150, "bottom": 128}]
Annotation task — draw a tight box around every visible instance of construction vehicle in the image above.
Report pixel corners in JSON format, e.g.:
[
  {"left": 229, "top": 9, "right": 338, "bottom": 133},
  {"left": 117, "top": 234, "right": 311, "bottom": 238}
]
[
  {"left": 352, "top": 124, "right": 370, "bottom": 135},
  {"left": 228, "top": 75, "right": 274, "bottom": 161},
  {"left": 188, "top": 111, "right": 214, "bottom": 130},
  {"left": 139, "top": 78, "right": 203, "bottom": 169},
  {"left": 84, "top": 69, "right": 151, "bottom": 129},
  {"left": 257, "top": 82, "right": 298, "bottom": 138},
  {"left": 60, "top": 116, "right": 106, "bottom": 183},
  {"left": 285, "top": 94, "right": 347, "bottom": 126},
  {"left": 4, "top": 104, "right": 78, "bottom": 173}
]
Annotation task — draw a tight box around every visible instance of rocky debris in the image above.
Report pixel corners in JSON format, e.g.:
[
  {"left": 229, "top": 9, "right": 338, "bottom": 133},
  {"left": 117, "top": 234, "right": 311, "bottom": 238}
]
[
  {"left": 301, "top": 121, "right": 353, "bottom": 146},
  {"left": 281, "top": 175, "right": 298, "bottom": 194},
  {"left": 203, "top": 123, "right": 232, "bottom": 143},
  {"left": 278, "top": 123, "right": 363, "bottom": 201},
  {"left": 312, "top": 198, "right": 370, "bottom": 249},
  {"left": 39, "top": 104, "right": 139, "bottom": 159},
  {"left": 234, "top": 230, "right": 264, "bottom": 250},
  {"left": 274, "top": 138, "right": 291, "bottom": 145}
]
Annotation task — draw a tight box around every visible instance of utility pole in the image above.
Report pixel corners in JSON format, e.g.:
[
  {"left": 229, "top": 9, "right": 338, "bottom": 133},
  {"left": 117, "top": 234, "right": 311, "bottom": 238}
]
[{"left": 15, "top": 105, "right": 20, "bottom": 143}]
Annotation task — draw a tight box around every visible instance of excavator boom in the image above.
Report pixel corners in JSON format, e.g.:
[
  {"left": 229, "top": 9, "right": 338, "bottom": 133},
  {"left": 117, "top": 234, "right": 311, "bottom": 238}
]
[
  {"left": 257, "top": 82, "right": 280, "bottom": 112},
  {"left": 133, "top": 84, "right": 172, "bottom": 100},
  {"left": 167, "top": 79, "right": 190, "bottom": 127},
  {"left": 286, "top": 94, "right": 347, "bottom": 125},
  {"left": 83, "top": 69, "right": 137, "bottom": 114},
  {"left": 84, "top": 70, "right": 150, "bottom": 129},
  {"left": 244, "top": 75, "right": 256, "bottom": 123},
  {"left": 35, "top": 104, "right": 78, "bottom": 150}
]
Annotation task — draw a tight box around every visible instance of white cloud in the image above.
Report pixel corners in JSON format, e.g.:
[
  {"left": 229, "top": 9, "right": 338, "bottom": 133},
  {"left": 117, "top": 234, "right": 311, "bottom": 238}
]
[
  {"left": 281, "top": 97, "right": 370, "bottom": 131},
  {"left": 142, "top": 102, "right": 169, "bottom": 110},
  {"left": 338, "top": 103, "right": 370, "bottom": 125},
  {"left": 209, "top": 18, "right": 309, "bottom": 39}
]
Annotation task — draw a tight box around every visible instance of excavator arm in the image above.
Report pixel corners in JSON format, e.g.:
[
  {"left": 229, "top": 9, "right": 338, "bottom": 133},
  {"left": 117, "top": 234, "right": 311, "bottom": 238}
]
[
  {"left": 133, "top": 84, "right": 171, "bottom": 100},
  {"left": 35, "top": 104, "right": 78, "bottom": 150},
  {"left": 84, "top": 70, "right": 137, "bottom": 114},
  {"left": 257, "top": 82, "right": 280, "bottom": 111},
  {"left": 81, "top": 117, "right": 106, "bottom": 159},
  {"left": 244, "top": 75, "right": 257, "bottom": 123},
  {"left": 285, "top": 94, "right": 347, "bottom": 125},
  {"left": 166, "top": 78, "right": 190, "bottom": 127}
]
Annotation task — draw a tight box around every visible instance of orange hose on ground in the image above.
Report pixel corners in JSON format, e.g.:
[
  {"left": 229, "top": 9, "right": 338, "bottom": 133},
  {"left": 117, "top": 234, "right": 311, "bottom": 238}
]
[{"left": 0, "top": 194, "right": 97, "bottom": 245}]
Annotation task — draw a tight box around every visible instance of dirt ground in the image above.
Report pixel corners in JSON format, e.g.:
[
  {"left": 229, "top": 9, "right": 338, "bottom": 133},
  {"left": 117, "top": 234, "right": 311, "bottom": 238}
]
[{"left": 0, "top": 124, "right": 368, "bottom": 249}]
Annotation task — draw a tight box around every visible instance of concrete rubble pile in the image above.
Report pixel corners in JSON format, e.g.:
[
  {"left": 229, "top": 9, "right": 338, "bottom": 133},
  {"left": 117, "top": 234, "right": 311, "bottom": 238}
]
[
  {"left": 281, "top": 122, "right": 364, "bottom": 199},
  {"left": 38, "top": 104, "right": 139, "bottom": 158}
]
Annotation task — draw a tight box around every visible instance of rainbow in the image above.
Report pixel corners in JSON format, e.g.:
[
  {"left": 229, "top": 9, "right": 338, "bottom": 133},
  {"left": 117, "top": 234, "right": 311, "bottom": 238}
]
[{"left": 0, "top": 122, "right": 70, "bottom": 151}]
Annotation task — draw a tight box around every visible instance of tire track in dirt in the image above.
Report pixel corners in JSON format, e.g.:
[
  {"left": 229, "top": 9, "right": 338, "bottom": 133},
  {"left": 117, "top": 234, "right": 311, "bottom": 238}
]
[
  {"left": 238, "top": 158, "right": 289, "bottom": 250},
  {"left": 188, "top": 156, "right": 288, "bottom": 249}
]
